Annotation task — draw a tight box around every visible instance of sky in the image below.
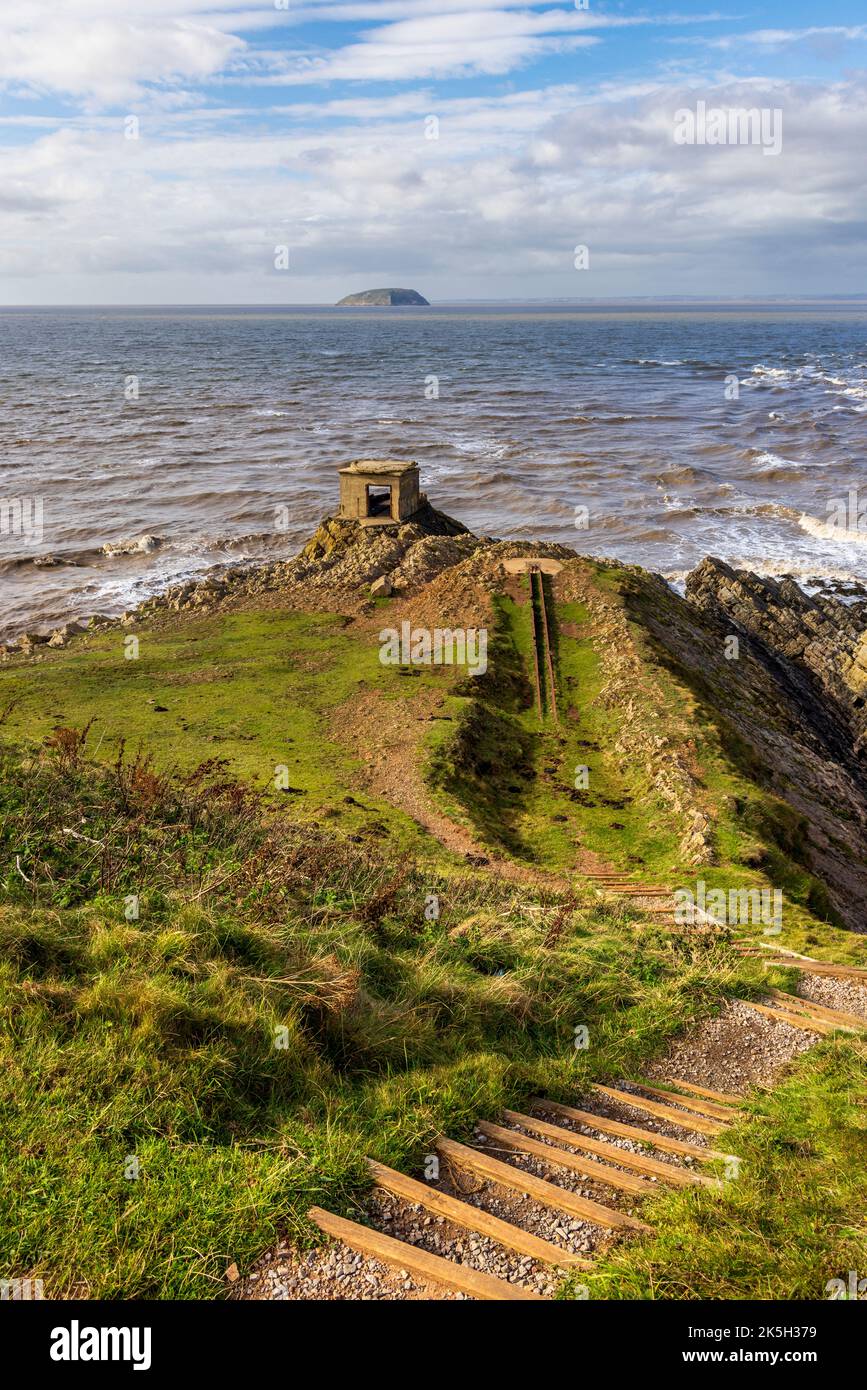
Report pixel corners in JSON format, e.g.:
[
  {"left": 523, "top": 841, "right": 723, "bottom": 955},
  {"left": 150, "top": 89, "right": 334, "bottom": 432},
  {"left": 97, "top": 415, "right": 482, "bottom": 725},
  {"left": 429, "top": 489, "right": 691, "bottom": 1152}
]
[{"left": 0, "top": 0, "right": 865, "bottom": 303}]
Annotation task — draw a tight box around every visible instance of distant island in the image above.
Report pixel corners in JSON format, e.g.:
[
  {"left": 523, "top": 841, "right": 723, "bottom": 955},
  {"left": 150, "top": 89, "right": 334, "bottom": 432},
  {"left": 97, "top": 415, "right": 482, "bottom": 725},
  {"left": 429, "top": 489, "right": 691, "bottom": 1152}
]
[{"left": 336, "top": 287, "right": 430, "bottom": 306}]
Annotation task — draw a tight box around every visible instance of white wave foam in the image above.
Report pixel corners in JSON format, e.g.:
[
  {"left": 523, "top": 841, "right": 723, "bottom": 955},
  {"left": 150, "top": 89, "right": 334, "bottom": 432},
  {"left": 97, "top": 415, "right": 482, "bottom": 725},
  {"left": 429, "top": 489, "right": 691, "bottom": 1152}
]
[
  {"left": 749, "top": 450, "right": 803, "bottom": 471},
  {"left": 750, "top": 365, "right": 792, "bottom": 380},
  {"left": 798, "top": 513, "right": 867, "bottom": 545},
  {"left": 101, "top": 534, "right": 163, "bottom": 557}
]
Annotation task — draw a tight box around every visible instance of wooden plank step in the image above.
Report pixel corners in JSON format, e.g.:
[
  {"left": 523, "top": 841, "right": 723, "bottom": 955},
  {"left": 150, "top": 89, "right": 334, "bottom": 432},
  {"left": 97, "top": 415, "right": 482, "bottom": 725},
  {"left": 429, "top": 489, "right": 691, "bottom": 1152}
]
[
  {"left": 612, "top": 880, "right": 671, "bottom": 887},
  {"left": 593, "top": 1085, "right": 727, "bottom": 1136},
  {"left": 436, "top": 1137, "right": 651, "bottom": 1233},
  {"left": 661, "top": 1078, "right": 744, "bottom": 1106},
  {"left": 530, "top": 1098, "right": 729, "bottom": 1161},
  {"left": 734, "top": 997, "right": 836, "bottom": 1035},
  {"left": 631, "top": 1083, "right": 744, "bottom": 1122},
  {"left": 477, "top": 1120, "right": 657, "bottom": 1196},
  {"left": 613, "top": 889, "right": 672, "bottom": 896},
  {"left": 366, "top": 1159, "right": 591, "bottom": 1269},
  {"left": 308, "top": 1205, "right": 545, "bottom": 1301},
  {"left": 502, "top": 1110, "right": 717, "bottom": 1188},
  {"left": 765, "top": 988, "right": 866, "bottom": 1032},
  {"left": 761, "top": 958, "right": 867, "bottom": 981}
]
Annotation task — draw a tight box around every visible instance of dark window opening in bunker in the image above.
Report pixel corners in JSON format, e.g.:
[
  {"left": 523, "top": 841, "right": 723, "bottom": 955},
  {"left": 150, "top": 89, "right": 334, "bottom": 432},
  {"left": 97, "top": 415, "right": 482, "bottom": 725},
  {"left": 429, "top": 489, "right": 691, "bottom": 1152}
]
[{"left": 367, "top": 485, "right": 392, "bottom": 517}]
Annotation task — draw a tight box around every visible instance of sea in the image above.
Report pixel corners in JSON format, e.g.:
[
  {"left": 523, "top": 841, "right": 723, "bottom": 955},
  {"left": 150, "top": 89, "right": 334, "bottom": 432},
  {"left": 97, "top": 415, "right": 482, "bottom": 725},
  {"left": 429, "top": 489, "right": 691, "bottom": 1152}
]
[{"left": 1, "top": 302, "right": 866, "bottom": 640}]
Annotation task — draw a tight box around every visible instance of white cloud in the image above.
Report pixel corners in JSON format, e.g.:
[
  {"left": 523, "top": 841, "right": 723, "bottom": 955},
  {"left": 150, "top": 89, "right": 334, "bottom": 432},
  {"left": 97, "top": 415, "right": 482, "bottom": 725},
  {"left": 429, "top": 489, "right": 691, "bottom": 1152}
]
[
  {"left": 0, "top": 7, "right": 247, "bottom": 103},
  {"left": 0, "top": 3, "right": 727, "bottom": 101},
  {"left": 679, "top": 23, "right": 867, "bottom": 53},
  {"left": 246, "top": 8, "right": 728, "bottom": 86},
  {"left": 0, "top": 4, "right": 864, "bottom": 299},
  {"left": 1, "top": 74, "right": 865, "bottom": 300}
]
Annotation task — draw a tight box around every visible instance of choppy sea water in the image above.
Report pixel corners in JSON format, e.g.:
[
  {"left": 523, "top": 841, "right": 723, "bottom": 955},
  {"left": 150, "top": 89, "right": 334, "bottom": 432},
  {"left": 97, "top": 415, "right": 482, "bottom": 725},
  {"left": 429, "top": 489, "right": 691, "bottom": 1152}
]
[{"left": 1, "top": 303, "right": 866, "bottom": 638}]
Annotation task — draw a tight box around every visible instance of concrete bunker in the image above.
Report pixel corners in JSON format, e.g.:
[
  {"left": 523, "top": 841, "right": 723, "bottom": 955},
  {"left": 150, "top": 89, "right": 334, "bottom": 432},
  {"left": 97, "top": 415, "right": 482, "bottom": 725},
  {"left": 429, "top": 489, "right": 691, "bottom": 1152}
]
[{"left": 337, "top": 459, "right": 421, "bottom": 525}]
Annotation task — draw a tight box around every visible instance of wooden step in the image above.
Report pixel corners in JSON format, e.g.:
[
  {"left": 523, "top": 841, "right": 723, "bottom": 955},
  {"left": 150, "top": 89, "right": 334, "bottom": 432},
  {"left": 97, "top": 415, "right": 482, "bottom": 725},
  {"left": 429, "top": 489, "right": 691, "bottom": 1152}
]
[
  {"left": 765, "top": 989, "right": 866, "bottom": 1031},
  {"left": 760, "top": 958, "right": 867, "bottom": 981},
  {"left": 613, "top": 881, "right": 671, "bottom": 888},
  {"left": 612, "top": 882, "right": 670, "bottom": 889},
  {"left": 735, "top": 997, "right": 838, "bottom": 1036},
  {"left": 367, "top": 1159, "right": 591, "bottom": 1269},
  {"left": 436, "top": 1137, "right": 651, "bottom": 1233},
  {"left": 308, "top": 1205, "right": 546, "bottom": 1300},
  {"left": 503, "top": 1110, "right": 717, "bottom": 1188},
  {"left": 477, "top": 1120, "right": 656, "bottom": 1196},
  {"left": 613, "top": 889, "right": 672, "bottom": 897},
  {"left": 631, "top": 1082, "right": 744, "bottom": 1122},
  {"left": 593, "top": 1085, "right": 727, "bottom": 1136},
  {"left": 531, "top": 1098, "right": 729, "bottom": 1161},
  {"left": 661, "top": 1078, "right": 744, "bottom": 1106}
]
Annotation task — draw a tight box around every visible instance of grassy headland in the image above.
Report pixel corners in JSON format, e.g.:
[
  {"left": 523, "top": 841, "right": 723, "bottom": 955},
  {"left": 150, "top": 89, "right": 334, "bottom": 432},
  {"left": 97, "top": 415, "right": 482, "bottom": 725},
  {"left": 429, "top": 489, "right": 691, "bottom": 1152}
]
[{"left": 1, "top": 521, "right": 865, "bottom": 1299}]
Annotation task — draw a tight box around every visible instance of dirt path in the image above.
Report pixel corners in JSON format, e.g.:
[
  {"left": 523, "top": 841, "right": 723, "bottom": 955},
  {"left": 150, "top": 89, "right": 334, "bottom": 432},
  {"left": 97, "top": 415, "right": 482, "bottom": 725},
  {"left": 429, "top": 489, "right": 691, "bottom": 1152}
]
[{"left": 329, "top": 684, "right": 570, "bottom": 890}]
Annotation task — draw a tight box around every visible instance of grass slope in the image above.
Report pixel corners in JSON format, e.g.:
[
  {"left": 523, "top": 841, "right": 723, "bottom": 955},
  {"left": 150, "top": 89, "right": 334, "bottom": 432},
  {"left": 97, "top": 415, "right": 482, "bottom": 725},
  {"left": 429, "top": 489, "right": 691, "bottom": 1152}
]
[
  {"left": 0, "top": 609, "right": 453, "bottom": 858},
  {"left": 1, "top": 734, "right": 764, "bottom": 1298}
]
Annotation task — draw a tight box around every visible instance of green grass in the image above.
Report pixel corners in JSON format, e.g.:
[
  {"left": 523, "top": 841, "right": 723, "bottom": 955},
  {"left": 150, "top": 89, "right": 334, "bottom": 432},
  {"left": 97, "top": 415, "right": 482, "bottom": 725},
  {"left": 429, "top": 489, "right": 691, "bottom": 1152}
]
[
  {"left": 0, "top": 609, "right": 455, "bottom": 859},
  {"left": 0, "top": 735, "right": 768, "bottom": 1298},
  {"left": 424, "top": 585, "right": 800, "bottom": 895},
  {"left": 426, "top": 589, "right": 676, "bottom": 872}
]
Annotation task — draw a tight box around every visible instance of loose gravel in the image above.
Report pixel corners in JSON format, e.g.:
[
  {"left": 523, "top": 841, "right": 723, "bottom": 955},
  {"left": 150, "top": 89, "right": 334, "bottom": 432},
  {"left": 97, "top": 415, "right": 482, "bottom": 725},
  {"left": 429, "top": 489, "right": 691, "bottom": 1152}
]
[
  {"left": 643, "top": 997, "right": 815, "bottom": 1093},
  {"left": 795, "top": 972, "right": 867, "bottom": 1021}
]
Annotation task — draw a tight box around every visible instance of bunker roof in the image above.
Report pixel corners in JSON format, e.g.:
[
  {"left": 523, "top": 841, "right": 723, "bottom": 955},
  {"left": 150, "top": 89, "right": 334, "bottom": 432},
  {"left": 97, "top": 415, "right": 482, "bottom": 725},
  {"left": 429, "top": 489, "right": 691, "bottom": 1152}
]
[{"left": 337, "top": 458, "right": 418, "bottom": 476}]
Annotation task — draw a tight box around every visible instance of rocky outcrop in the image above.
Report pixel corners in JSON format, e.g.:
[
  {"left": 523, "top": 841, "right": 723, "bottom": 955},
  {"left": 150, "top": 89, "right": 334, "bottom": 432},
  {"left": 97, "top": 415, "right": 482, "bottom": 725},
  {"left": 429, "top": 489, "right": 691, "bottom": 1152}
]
[
  {"left": 687, "top": 558, "right": 867, "bottom": 763},
  {"left": 102, "top": 534, "right": 163, "bottom": 557},
  {"left": 618, "top": 559, "right": 867, "bottom": 931},
  {"left": 5, "top": 499, "right": 867, "bottom": 934},
  {"left": 130, "top": 502, "right": 481, "bottom": 620},
  {"left": 293, "top": 502, "right": 479, "bottom": 597}
]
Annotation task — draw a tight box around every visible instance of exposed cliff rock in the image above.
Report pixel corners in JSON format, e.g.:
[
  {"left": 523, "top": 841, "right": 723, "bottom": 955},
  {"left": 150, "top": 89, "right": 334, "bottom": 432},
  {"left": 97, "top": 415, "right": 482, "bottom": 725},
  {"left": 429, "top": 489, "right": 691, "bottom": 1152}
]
[
  {"left": 687, "top": 558, "right": 867, "bottom": 761},
  {"left": 618, "top": 558, "right": 867, "bottom": 931},
  {"left": 295, "top": 501, "right": 479, "bottom": 596}
]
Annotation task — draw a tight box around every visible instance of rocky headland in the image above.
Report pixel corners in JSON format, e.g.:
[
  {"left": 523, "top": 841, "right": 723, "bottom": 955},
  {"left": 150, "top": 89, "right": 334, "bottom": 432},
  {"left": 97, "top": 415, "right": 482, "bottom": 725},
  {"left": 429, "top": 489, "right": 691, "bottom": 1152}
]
[{"left": 3, "top": 503, "right": 866, "bottom": 931}]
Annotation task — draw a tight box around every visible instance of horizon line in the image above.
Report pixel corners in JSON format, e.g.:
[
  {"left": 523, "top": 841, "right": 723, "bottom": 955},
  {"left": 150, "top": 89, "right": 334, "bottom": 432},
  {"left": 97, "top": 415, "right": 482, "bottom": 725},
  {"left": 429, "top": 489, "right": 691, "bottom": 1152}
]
[{"left": 2, "top": 294, "right": 867, "bottom": 311}]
